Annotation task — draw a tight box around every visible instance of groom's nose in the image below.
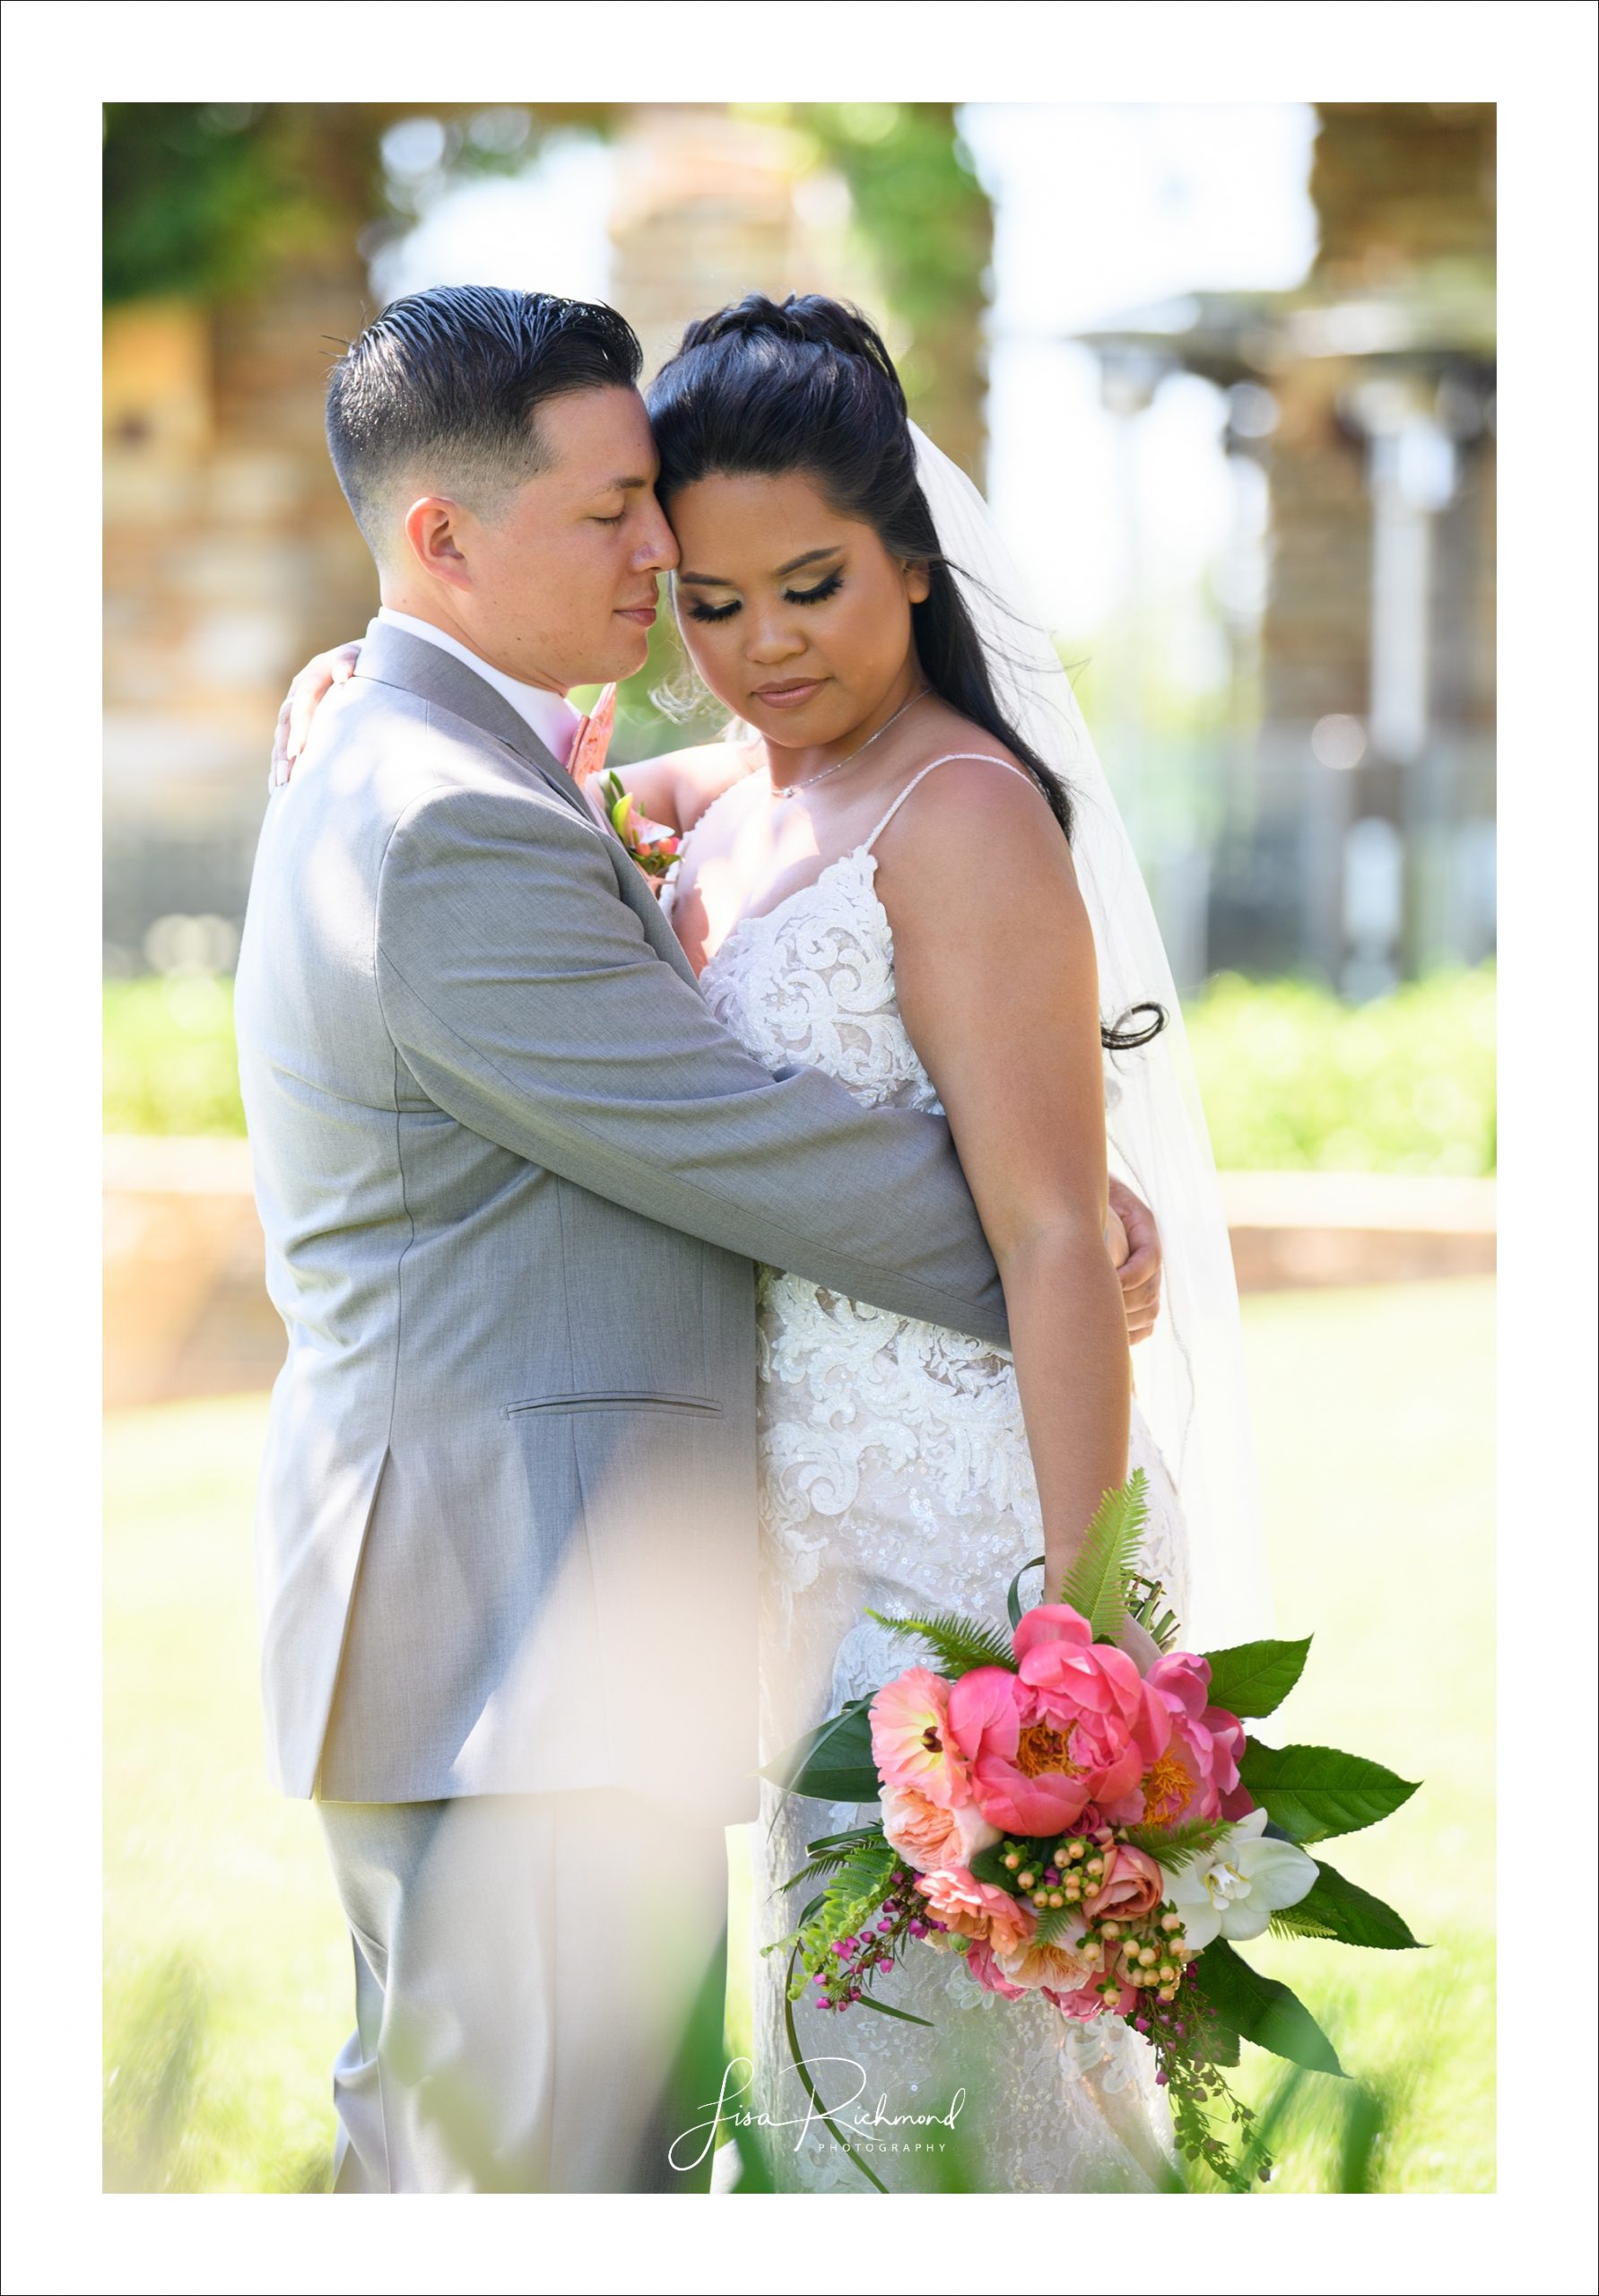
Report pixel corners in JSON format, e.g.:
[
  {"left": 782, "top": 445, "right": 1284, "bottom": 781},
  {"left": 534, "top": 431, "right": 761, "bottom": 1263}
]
[{"left": 635, "top": 499, "right": 679, "bottom": 574}]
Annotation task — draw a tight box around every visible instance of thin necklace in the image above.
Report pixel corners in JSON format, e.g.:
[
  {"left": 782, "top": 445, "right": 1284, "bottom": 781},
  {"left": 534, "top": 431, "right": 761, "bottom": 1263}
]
[{"left": 768, "top": 688, "right": 931, "bottom": 802}]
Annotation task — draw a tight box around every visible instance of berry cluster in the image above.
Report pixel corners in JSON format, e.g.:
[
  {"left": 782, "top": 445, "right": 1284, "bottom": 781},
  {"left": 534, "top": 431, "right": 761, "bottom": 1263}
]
[
  {"left": 800, "top": 1865, "right": 946, "bottom": 2013},
  {"left": 995, "top": 1831, "right": 1107, "bottom": 1912}
]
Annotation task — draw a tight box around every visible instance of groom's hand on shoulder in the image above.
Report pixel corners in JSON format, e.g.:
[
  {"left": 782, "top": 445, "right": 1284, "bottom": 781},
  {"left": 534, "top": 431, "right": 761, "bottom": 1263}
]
[{"left": 1107, "top": 1176, "right": 1161, "bottom": 1344}]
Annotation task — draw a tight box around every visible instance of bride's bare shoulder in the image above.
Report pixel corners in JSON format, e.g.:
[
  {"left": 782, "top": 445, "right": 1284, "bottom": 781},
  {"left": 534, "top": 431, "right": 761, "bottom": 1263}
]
[
  {"left": 873, "top": 731, "right": 1078, "bottom": 924},
  {"left": 884, "top": 725, "right": 1057, "bottom": 839}
]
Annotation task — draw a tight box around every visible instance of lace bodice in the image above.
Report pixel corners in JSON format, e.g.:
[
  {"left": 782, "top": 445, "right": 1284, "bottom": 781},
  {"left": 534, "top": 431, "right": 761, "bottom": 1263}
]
[
  {"left": 687, "top": 761, "right": 1187, "bottom": 2192},
  {"left": 700, "top": 841, "right": 939, "bottom": 1114}
]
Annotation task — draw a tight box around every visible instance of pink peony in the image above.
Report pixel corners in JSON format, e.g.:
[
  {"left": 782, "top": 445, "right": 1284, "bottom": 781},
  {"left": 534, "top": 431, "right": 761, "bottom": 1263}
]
[
  {"left": 949, "top": 1608, "right": 1169, "bottom": 1834},
  {"left": 914, "top": 1866, "right": 1037, "bottom": 1957},
  {"left": 870, "top": 1666, "right": 971, "bottom": 1808},
  {"left": 880, "top": 1780, "right": 1001, "bottom": 1874},
  {"left": 1138, "top": 1653, "right": 1247, "bottom": 1830}
]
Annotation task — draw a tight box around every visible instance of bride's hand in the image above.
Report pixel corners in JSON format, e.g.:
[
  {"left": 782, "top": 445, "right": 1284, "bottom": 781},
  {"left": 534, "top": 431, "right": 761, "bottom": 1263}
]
[
  {"left": 1107, "top": 1176, "right": 1161, "bottom": 1345},
  {"left": 269, "top": 641, "right": 362, "bottom": 787}
]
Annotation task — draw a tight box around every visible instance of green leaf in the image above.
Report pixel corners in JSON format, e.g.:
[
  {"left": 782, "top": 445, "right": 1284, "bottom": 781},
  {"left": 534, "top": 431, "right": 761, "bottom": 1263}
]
[
  {"left": 1198, "top": 1636, "right": 1313, "bottom": 1719},
  {"left": 967, "top": 1840, "right": 1015, "bottom": 1888},
  {"left": 865, "top": 1606, "right": 1015, "bottom": 1676},
  {"left": 1268, "top": 1858, "right": 1427, "bottom": 1951},
  {"left": 1059, "top": 1471, "right": 1150, "bottom": 1640},
  {"left": 1006, "top": 1554, "right": 1046, "bottom": 1631},
  {"left": 1120, "top": 1816, "right": 1234, "bottom": 1871},
  {"left": 1238, "top": 1742, "right": 1420, "bottom": 1846},
  {"left": 1186, "top": 1939, "right": 1345, "bottom": 2076},
  {"left": 760, "top": 1697, "right": 879, "bottom": 1805}
]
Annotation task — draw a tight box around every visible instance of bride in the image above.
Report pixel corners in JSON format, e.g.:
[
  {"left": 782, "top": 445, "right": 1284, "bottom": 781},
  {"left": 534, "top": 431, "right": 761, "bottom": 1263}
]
[
  {"left": 635, "top": 295, "right": 1198, "bottom": 2192},
  {"left": 276, "top": 291, "right": 1265, "bottom": 2192}
]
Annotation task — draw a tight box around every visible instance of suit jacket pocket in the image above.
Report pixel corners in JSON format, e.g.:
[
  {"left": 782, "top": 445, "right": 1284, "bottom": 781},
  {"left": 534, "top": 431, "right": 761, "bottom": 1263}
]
[{"left": 502, "top": 1390, "right": 724, "bottom": 1418}]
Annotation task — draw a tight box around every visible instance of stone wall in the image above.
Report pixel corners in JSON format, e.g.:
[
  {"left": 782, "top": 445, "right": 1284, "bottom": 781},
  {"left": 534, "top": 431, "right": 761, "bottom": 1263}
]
[{"left": 104, "top": 255, "right": 379, "bottom": 963}]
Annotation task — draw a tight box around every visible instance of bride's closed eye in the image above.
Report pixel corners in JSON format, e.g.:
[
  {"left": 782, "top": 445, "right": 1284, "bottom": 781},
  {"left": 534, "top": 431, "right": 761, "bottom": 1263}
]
[{"left": 684, "top": 570, "right": 845, "bottom": 625}]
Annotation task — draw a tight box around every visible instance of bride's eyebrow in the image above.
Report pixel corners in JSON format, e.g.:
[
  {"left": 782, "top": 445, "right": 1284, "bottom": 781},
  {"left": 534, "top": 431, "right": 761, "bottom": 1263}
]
[{"left": 677, "top": 545, "right": 845, "bottom": 587}]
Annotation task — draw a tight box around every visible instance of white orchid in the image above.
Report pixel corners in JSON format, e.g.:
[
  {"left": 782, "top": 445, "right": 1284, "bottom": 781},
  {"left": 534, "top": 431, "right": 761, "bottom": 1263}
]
[{"left": 1158, "top": 1809, "right": 1319, "bottom": 1951}]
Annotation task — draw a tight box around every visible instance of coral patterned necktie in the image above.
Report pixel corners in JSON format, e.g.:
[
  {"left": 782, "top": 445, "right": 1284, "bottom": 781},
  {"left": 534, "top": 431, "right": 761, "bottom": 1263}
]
[{"left": 569, "top": 684, "right": 617, "bottom": 787}]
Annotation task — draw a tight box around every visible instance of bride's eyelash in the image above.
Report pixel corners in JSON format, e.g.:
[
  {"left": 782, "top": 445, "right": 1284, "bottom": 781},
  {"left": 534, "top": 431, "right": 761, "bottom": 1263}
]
[
  {"left": 684, "top": 570, "right": 845, "bottom": 625},
  {"left": 791, "top": 570, "right": 844, "bottom": 607}
]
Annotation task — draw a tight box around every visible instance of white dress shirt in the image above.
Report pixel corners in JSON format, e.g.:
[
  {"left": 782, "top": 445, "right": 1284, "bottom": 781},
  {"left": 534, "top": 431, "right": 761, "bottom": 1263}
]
[{"left": 376, "top": 607, "right": 582, "bottom": 768}]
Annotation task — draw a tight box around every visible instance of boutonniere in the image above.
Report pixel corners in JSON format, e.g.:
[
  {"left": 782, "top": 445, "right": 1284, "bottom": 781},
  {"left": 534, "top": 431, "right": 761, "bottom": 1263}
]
[{"left": 601, "top": 769, "right": 682, "bottom": 887}]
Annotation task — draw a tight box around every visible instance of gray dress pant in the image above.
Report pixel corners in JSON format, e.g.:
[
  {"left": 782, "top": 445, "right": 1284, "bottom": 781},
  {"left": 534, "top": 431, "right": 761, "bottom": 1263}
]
[{"left": 316, "top": 1788, "right": 732, "bottom": 2192}]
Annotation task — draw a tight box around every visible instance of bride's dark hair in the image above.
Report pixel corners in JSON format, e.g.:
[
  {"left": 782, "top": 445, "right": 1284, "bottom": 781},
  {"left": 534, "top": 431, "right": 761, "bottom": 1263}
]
[{"left": 647, "top": 291, "right": 1164, "bottom": 1051}]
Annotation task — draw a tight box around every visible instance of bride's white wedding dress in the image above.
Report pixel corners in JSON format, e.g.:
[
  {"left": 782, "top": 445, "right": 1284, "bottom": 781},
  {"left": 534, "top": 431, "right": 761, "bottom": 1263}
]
[{"left": 691, "top": 755, "right": 1191, "bottom": 2194}]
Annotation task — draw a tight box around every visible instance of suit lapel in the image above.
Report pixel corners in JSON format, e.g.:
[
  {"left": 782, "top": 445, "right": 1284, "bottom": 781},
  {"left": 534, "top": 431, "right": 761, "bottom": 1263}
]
[
  {"left": 353, "top": 619, "right": 700, "bottom": 990},
  {"left": 352, "top": 619, "right": 597, "bottom": 827}
]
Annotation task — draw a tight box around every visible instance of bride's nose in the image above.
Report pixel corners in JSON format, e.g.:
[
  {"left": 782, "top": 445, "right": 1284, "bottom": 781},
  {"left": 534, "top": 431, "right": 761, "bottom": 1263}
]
[{"left": 743, "top": 607, "right": 807, "bottom": 665}]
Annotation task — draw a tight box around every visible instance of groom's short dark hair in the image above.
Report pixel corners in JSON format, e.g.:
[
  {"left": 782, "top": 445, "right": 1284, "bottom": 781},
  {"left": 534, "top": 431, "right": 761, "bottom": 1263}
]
[{"left": 326, "top": 284, "right": 643, "bottom": 556}]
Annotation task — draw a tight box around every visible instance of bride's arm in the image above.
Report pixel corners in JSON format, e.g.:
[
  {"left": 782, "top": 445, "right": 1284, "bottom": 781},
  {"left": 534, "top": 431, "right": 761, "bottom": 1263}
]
[
  {"left": 600, "top": 736, "right": 762, "bottom": 835},
  {"left": 876, "top": 758, "right": 1130, "bottom": 1598}
]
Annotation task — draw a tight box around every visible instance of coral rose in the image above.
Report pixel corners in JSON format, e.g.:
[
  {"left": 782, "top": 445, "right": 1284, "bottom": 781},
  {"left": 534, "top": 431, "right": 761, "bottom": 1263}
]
[
  {"left": 1095, "top": 1842, "right": 1165, "bottom": 1922},
  {"left": 914, "top": 1866, "right": 1036, "bottom": 1957},
  {"left": 870, "top": 1666, "right": 970, "bottom": 1808},
  {"left": 880, "top": 1781, "right": 1001, "bottom": 1874}
]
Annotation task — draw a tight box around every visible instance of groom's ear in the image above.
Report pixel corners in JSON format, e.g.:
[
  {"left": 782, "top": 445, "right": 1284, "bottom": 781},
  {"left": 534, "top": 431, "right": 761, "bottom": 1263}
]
[{"left": 402, "top": 495, "right": 473, "bottom": 592}]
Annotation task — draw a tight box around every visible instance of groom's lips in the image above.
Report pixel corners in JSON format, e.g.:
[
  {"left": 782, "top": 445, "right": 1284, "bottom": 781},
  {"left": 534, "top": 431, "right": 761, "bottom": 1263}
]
[{"left": 616, "top": 600, "right": 657, "bottom": 627}]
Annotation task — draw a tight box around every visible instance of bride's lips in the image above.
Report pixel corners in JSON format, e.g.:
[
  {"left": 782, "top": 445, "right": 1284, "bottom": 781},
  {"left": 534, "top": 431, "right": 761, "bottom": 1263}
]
[{"left": 751, "top": 677, "right": 827, "bottom": 710}]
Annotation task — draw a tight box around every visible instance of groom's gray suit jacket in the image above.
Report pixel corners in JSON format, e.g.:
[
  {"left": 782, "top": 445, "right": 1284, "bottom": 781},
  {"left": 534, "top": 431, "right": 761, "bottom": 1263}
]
[{"left": 235, "top": 620, "right": 1009, "bottom": 1817}]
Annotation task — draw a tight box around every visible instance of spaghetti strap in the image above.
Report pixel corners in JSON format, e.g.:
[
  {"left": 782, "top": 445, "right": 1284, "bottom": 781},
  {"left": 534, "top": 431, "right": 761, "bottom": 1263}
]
[{"left": 862, "top": 752, "right": 1043, "bottom": 854}]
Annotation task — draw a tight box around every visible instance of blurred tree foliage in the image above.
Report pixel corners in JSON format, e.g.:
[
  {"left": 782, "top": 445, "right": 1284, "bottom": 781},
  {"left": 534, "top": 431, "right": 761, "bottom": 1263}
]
[
  {"left": 101, "top": 102, "right": 612, "bottom": 307},
  {"left": 103, "top": 104, "right": 353, "bottom": 305},
  {"left": 102, "top": 103, "right": 992, "bottom": 470}
]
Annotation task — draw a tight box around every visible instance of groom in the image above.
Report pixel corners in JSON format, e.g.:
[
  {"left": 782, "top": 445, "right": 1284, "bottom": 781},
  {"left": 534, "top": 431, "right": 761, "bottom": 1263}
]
[{"left": 234, "top": 284, "right": 1162, "bottom": 2193}]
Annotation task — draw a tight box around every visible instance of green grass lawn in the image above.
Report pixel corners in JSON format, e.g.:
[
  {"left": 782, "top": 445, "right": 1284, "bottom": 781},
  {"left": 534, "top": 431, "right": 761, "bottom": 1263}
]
[{"left": 103, "top": 1278, "right": 1494, "bottom": 2193}]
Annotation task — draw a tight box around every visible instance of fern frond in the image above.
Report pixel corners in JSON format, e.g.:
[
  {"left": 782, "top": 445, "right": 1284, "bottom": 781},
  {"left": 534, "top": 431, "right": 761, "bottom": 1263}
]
[
  {"left": 794, "top": 1836, "right": 899, "bottom": 1962},
  {"left": 1121, "top": 1815, "right": 1233, "bottom": 1870},
  {"left": 776, "top": 1824, "right": 889, "bottom": 1895},
  {"left": 1269, "top": 1905, "right": 1341, "bottom": 1942},
  {"left": 865, "top": 1607, "right": 1016, "bottom": 1676},
  {"left": 1059, "top": 1471, "right": 1150, "bottom": 1639},
  {"left": 1030, "top": 1901, "right": 1082, "bottom": 1948}
]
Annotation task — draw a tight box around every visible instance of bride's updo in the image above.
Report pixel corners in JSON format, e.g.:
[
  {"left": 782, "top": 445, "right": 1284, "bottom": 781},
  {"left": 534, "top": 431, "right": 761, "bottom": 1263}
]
[{"left": 646, "top": 291, "right": 1073, "bottom": 842}]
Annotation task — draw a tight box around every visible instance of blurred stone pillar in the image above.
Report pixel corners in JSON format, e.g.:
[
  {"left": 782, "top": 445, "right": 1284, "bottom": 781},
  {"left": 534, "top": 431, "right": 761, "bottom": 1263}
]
[{"left": 607, "top": 107, "right": 862, "bottom": 386}]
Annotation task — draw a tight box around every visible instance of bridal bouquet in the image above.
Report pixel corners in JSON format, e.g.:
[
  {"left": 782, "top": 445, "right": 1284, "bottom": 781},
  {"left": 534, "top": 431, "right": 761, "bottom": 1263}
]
[{"left": 763, "top": 1473, "right": 1422, "bottom": 2191}]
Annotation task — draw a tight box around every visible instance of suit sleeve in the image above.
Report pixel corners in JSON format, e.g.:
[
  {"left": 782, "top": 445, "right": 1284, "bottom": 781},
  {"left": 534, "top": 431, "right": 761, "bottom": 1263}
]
[{"left": 374, "top": 779, "right": 1011, "bottom": 1347}]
